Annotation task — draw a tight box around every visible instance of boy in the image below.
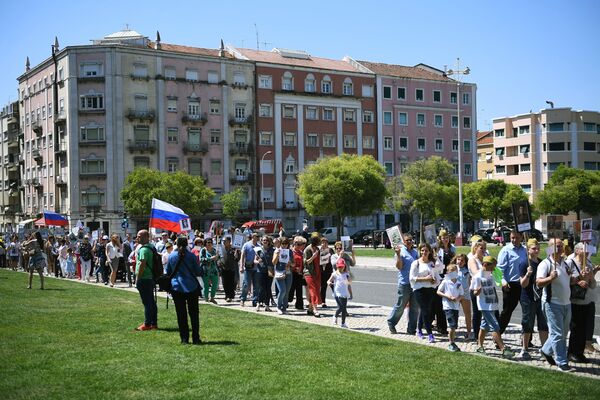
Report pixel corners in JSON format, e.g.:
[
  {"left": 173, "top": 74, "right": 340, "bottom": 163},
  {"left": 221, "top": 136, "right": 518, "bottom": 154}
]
[
  {"left": 437, "top": 264, "right": 463, "bottom": 352},
  {"left": 470, "top": 256, "right": 515, "bottom": 358}
]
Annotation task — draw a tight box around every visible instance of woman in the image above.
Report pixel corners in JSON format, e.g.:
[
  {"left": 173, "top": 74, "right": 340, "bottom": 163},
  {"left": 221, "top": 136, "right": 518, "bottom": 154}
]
[
  {"left": 167, "top": 236, "right": 203, "bottom": 344},
  {"left": 452, "top": 253, "right": 473, "bottom": 340},
  {"left": 257, "top": 236, "right": 275, "bottom": 312},
  {"left": 200, "top": 238, "right": 219, "bottom": 304},
  {"left": 468, "top": 240, "right": 486, "bottom": 339},
  {"left": 7, "top": 234, "right": 20, "bottom": 271},
  {"left": 57, "top": 238, "right": 69, "bottom": 279},
  {"left": 319, "top": 238, "right": 334, "bottom": 308},
  {"left": 23, "top": 231, "right": 46, "bottom": 290},
  {"left": 44, "top": 235, "right": 56, "bottom": 276},
  {"left": 78, "top": 235, "right": 93, "bottom": 282},
  {"left": 567, "top": 242, "right": 596, "bottom": 363},
  {"left": 409, "top": 243, "right": 442, "bottom": 343},
  {"left": 432, "top": 230, "right": 455, "bottom": 335},
  {"left": 518, "top": 238, "right": 548, "bottom": 360},
  {"left": 303, "top": 235, "right": 322, "bottom": 317},
  {"left": 273, "top": 237, "right": 293, "bottom": 314},
  {"left": 161, "top": 242, "right": 174, "bottom": 273},
  {"left": 288, "top": 236, "right": 306, "bottom": 310},
  {"left": 105, "top": 234, "right": 123, "bottom": 287}
]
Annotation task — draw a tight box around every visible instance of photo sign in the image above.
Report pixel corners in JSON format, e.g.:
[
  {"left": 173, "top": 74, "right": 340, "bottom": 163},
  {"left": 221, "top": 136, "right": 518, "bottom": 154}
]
[
  {"left": 232, "top": 234, "right": 245, "bottom": 249},
  {"left": 386, "top": 225, "right": 403, "bottom": 247},
  {"left": 512, "top": 200, "right": 533, "bottom": 233}
]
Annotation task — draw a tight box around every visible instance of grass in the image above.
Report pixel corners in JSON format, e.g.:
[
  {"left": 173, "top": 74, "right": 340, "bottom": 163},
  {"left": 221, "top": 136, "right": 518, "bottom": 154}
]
[{"left": 1, "top": 269, "right": 599, "bottom": 400}]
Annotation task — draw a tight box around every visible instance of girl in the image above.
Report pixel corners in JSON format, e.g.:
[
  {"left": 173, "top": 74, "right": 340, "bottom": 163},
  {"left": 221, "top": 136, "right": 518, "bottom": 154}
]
[
  {"left": 272, "top": 237, "right": 293, "bottom": 314},
  {"left": 66, "top": 248, "right": 76, "bottom": 278},
  {"left": 452, "top": 253, "right": 473, "bottom": 340},
  {"left": 468, "top": 240, "right": 486, "bottom": 339},
  {"left": 330, "top": 241, "right": 355, "bottom": 299},
  {"left": 409, "top": 243, "right": 442, "bottom": 343},
  {"left": 328, "top": 258, "right": 352, "bottom": 328}
]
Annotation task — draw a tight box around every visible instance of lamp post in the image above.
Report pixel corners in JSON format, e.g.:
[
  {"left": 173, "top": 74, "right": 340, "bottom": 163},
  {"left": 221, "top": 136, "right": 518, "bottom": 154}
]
[
  {"left": 445, "top": 58, "right": 470, "bottom": 245},
  {"left": 260, "top": 150, "right": 273, "bottom": 220}
]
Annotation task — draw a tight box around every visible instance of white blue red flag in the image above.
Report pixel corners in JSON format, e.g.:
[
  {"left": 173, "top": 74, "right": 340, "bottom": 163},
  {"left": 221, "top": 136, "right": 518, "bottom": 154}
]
[
  {"left": 149, "top": 199, "right": 189, "bottom": 233},
  {"left": 43, "top": 210, "right": 69, "bottom": 227}
]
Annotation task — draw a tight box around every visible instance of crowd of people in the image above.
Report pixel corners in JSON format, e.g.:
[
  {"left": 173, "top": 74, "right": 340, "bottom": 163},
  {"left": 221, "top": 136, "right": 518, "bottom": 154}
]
[{"left": 2, "top": 226, "right": 599, "bottom": 372}]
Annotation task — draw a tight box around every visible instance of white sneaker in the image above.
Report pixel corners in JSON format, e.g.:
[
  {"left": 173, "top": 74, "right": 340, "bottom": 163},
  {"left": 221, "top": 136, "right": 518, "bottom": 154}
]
[
  {"left": 332, "top": 316, "right": 338, "bottom": 325},
  {"left": 341, "top": 323, "right": 348, "bottom": 329},
  {"left": 256, "top": 305, "right": 262, "bottom": 312},
  {"left": 277, "top": 309, "right": 283, "bottom": 315}
]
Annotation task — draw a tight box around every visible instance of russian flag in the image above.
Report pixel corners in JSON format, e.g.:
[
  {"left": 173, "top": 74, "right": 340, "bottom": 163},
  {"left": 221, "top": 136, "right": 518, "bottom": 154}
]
[
  {"left": 149, "top": 198, "right": 189, "bottom": 233},
  {"left": 43, "top": 210, "right": 69, "bottom": 227}
]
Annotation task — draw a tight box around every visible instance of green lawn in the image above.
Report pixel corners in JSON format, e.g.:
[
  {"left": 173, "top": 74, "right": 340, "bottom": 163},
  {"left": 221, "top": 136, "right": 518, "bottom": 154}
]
[{"left": 1, "top": 269, "right": 598, "bottom": 399}]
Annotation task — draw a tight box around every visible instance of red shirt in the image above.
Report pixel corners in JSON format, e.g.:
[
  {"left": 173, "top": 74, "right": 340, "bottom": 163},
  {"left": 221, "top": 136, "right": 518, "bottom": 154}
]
[{"left": 292, "top": 249, "right": 304, "bottom": 274}]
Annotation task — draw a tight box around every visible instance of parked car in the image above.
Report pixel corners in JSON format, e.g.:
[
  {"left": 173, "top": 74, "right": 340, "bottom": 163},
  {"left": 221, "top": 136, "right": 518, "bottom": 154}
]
[
  {"left": 525, "top": 228, "right": 545, "bottom": 242},
  {"left": 318, "top": 227, "right": 338, "bottom": 242},
  {"left": 350, "top": 229, "right": 372, "bottom": 245},
  {"left": 474, "top": 229, "right": 494, "bottom": 243}
]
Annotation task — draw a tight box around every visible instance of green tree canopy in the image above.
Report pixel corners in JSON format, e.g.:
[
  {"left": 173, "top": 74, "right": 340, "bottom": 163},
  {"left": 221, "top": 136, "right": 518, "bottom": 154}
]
[
  {"left": 121, "top": 168, "right": 214, "bottom": 218},
  {"left": 220, "top": 187, "right": 244, "bottom": 223},
  {"left": 297, "top": 154, "right": 386, "bottom": 239},
  {"left": 534, "top": 166, "right": 600, "bottom": 220},
  {"left": 462, "top": 179, "right": 530, "bottom": 227}
]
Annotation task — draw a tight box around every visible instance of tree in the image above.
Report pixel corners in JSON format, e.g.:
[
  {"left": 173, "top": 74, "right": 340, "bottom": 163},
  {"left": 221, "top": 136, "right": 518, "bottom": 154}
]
[
  {"left": 391, "top": 157, "right": 458, "bottom": 241},
  {"left": 121, "top": 168, "right": 214, "bottom": 218},
  {"left": 462, "top": 179, "right": 530, "bottom": 227},
  {"left": 535, "top": 166, "right": 600, "bottom": 220},
  {"left": 221, "top": 187, "right": 244, "bottom": 223},
  {"left": 297, "top": 154, "right": 386, "bottom": 240}
]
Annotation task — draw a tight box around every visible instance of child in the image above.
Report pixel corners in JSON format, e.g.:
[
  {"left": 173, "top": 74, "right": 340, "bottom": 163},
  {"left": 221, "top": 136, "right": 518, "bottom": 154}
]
[
  {"left": 437, "top": 264, "right": 464, "bottom": 352},
  {"left": 66, "top": 248, "right": 76, "bottom": 278},
  {"left": 470, "top": 256, "right": 514, "bottom": 358},
  {"left": 328, "top": 258, "right": 352, "bottom": 328}
]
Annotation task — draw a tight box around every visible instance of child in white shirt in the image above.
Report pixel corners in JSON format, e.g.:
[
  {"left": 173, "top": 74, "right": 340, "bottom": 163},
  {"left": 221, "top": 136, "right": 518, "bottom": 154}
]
[
  {"left": 328, "top": 258, "right": 352, "bottom": 328},
  {"left": 437, "top": 264, "right": 464, "bottom": 352}
]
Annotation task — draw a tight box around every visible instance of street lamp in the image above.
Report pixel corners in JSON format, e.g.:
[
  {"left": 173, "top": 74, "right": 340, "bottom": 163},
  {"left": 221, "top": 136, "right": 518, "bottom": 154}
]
[
  {"left": 445, "top": 58, "right": 470, "bottom": 245},
  {"left": 260, "top": 150, "right": 273, "bottom": 220}
]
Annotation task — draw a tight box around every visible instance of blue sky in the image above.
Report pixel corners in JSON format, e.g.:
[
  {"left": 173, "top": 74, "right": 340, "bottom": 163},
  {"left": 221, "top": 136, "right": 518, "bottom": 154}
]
[{"left": 1, "top": 0, "right": 598, "bottom": 130}]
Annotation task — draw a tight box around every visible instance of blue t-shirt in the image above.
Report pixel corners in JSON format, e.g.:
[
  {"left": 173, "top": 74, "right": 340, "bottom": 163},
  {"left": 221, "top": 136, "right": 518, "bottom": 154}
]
[
  {"left": 242, "top": 241, "right": 257, "bottom": 265},
  {"left": 397, "top": 246, "right": 418, "bottom": 286},
  {"left": 497, "top": 243, "right": 528, "bottom": 283}
]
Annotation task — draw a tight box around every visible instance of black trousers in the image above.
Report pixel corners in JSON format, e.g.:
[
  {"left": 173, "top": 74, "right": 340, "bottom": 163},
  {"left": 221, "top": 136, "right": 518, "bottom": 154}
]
[
  {"left": 568, "top": 302, "right": 593, "bottom": 357},
  {"left": 430, "top": 291, "right": 448, "bottom": 334},
  {"left": 499, "top": 281, "right": 521, "bottom": 334},
  {"left": 221, "top": 269, "right": 236, "bottom": 299},
  {"left": 414, "top": 287, "right": 436, "bottom": 335},
  {"left": 320, "top": 265, "right": 332, "bottom": 305},
  {"left": 288, "top": 272, "right": 304, "bottom": 309},
  {"left": 172, "top": 289, "right": 200, "bottom": 343}
]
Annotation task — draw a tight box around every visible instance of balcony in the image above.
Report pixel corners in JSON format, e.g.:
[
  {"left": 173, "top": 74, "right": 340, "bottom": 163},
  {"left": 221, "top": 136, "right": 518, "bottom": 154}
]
[
  {"left": 18, "top": 153, "right": 24, "bottom": 164},
  {"left": 7, "top": 132, "right": 19, "bottom": 147},
  {"left": 78, "top": 75, "right": 105, "bottom": 83},
  {"left": 55, "top": 140, "right": 67, "bottom": 155},
  {"left": 126, "top": 109, "right": 155, "bottom": 123},
  {"left": 56, "top": 111, "right": 67, "bottom": 123},
  {"left": 228, "top": 115, "right": 253, "bottom": 126},
  {"left": 32, "top": 148, "right": 43, "bottom": 161},
  {"left": 31, "top": 118, "right": 43, "bottom": 134},
  {"left": 182, "top": 141, "right": 208, "bottom": 154},
  {"left": 3, "top": 205, "right": 19, "bottom": 215},
  {"left": 55, "top": 175, "right": 67, "bottom": 185},
  {"left": 182, "top": 112, "right": 208, "bottom": 125},
  {"left": 127, "top": 139, "right": 157, "bottom": 153},
  {"left": 79, "top": 138, "right": 106, "bottom": 146},
  {"left": 31, "top": 178, "right": 42, "bottom": 188},
  {"left": 7, "top": 164, "right": 19, "bottom": 173},
  {"left": 229, "top": 142, "right": 254, "bottom": 156},
  {"left": 230, "top": 172, "right": 255, "bottom": 184}
]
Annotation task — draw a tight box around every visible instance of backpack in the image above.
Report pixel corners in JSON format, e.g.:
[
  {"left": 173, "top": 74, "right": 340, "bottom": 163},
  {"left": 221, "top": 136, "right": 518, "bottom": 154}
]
[{"left": 144, "top": 245, "right": 163, "bottom": 282}]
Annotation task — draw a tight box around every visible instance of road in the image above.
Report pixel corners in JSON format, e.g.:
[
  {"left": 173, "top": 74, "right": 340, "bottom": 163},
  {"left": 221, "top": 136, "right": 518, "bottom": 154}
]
[{"left": 346, "top": 265, "right": 600, "bottom": 337}]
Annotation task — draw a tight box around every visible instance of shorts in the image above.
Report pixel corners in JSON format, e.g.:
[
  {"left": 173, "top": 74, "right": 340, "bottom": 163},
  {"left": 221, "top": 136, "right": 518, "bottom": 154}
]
[
  {"left": 444, "top": 309, "right": 459, "bottom": 329},
  {"left": 481, "top": 310, "right": 500, "bottom": 333},
  {"left": 520, "top": 295, "right": 548, "bottom": 333}
]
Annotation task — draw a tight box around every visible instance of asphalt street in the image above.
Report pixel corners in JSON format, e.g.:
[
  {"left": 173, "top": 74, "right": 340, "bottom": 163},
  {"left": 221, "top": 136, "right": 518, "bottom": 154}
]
[{"left": 347, "top": 266, "right": 600, "bottom": 337}]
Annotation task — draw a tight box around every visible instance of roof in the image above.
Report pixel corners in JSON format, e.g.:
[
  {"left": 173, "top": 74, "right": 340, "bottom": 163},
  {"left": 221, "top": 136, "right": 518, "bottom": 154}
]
[
  {"left": 477, "top": 130, "right": 493, "bottom": 145},
  {"left": 104, "top": 29, "right": 145, "bottom": 39},
  {"left": 149, "top": 42, "right": 227, "bottom": 58},
  {"left": 234, "top": 48, "right": 360, "bottom": 72},
  {"left": 357, "top": 60, "right": 453, "bottom": 82}
]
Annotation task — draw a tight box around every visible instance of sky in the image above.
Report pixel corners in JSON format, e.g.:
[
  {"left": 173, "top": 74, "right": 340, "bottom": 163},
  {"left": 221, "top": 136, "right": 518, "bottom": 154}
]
[{"left": 1, "top": 0, "right": 599, "bottom": 130}]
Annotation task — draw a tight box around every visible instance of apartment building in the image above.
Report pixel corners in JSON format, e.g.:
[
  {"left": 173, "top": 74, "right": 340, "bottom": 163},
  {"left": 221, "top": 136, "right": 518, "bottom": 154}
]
[
  {"left": 492, "top": 108, "right": 600, "bottom": 199},
  {"left": 16, "top": 29, "right": 254, "bottom": 233},
  {"left": 0, "top": 102, "right": 21, "bottom": 232},
  {"left": 476, "top": 130, "right": 494, "bottom": 180}
]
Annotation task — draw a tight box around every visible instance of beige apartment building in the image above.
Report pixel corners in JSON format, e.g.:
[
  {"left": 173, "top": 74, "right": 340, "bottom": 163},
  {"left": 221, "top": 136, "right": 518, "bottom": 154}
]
[{"left": 476, "top": 130, "right": 493, "bottom": 180}]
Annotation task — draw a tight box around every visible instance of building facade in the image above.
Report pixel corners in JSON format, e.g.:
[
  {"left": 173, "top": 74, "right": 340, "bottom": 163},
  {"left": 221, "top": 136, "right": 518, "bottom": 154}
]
[
  {"left": 476, "top": 130, "right": 494, "bottom": 180},
  {"left": 0, "top": 101, "right": 21, "bottom": 232}
]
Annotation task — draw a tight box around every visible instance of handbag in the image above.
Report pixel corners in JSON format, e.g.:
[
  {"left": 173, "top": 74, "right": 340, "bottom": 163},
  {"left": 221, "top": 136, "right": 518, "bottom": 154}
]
[
  {"left": 569, "top": 261, "right": 587, "bottom": 301},
  {"left": 158, "top": 254, "right": 184, "bottom": 293},
  {"left": 274, "top": 269, "right": 286, "bottom": 280}
]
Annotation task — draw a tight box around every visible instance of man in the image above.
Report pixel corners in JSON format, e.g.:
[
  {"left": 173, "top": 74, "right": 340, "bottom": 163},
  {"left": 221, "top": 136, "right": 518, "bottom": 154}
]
[
  {"left": 496, "top": 230, "right": 528, "bottom": 334},
  {"left": 387, "top": 234, "right": 419, "bottom": 335},
  {"left": 135, "top": 229, "right": 157, "bottom": 331},
  {"left": 218, "top": 236, "right": 240, "bottom": 302},
  {"left": 239, "top": 233, "right": 260, "bottom": 307},
  {"left": 536, "top": 238, "right": 573, "bottom": 371},
  {"left": 155, "top": 232, "right": 169, "bottom": 253},
  {"left": 122, "top": 233, "right": 134, "bottom": 287}
]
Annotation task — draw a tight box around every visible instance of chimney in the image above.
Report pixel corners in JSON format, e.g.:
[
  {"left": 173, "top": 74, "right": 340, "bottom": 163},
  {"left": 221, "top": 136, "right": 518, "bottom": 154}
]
[
  {"left": 219, "top": 39, "right": 225, "bottom": 57},
  {"left": 155, "top": 31, "right": 161, "bottom": 50},
  {"left": 25, "top": 56, "right": 30, "bottom": 72}
]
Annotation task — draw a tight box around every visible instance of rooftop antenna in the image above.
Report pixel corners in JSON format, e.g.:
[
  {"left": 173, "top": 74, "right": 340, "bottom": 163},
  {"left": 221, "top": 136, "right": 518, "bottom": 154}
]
[{"left": 254, "top": 23, "right": 259, "bottom": 50}]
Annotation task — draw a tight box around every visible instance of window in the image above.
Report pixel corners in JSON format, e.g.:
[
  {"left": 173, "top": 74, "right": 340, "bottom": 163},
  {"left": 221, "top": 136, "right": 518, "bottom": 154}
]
[
  {"left": 260, "top": 131, "right": 273, "bottom": 146},
  {"left": 210, "top": 129, "right": 221, "bottom": 144},
  {"left": 164, "top": 67, "right": 176, "bottom": 80},
  {"left": 167, "top": 158, "right": 179, "bottom": 173},
  {"left": 306, "top": 107, "right": 318, "bottom": 120},
  {"left": 80, "top": 125, "right": 105, "bottom": 142},
  {"left": 344, "top": 135, "right": 356, "bottom": 148},
  {"left": 398, "top": 112, "right": 407, "bottom": 125},
  {"left": 521, "top": 184, "right": 532, "bottom": 194},
  {"left": 383, "top": 86, "right": 392, "bottom": 99},
  {"left": 435, "top": 138, "right": 443, "bottom": 152},
  {"left": 81, "top": 63, "right": 102, "bottom": 77},
  {"left": 584, "top": 162, "right": 599, "bottom": 170},
  {"left": 384, "top": 162, "right": 393, "bottom": 176},
  {"left": 343, "top": 109, "right": 356, "bottom": 122},
  {"left": 546, "top": 162, "right": 564, "bottom": 172},
  {"left": 282, "top": 72, "right": 293, "bottom": 91},
  {"left": 417, "top": 138, "right": 426, "bottom": 151},
  {"left": 415, "top": 89, "right": 424, "bottom": 101},
  {"left": 548, "top": 142, "right": 565, "bottom": 151},
  {"left": 233, "top": 72, "right": 245, "bottom": 85},
  {"left": 188, "top": 159, "right": 202, "bottom": 176},
  {"left": 383, "top": 111, "right": 392, "bottom": 125},
  {"left": 495, "top": 165, "right": 506, "bottom": 174},
  {"left": 307, "top": 134, "right": 318, "bottom": 147},
  {"left": 234, "top": 103, "right": 246, "bottom": 120},
  {"left": 185, "top": 69, "right": 199, "bottom": 81},
  {"left": 399, "top": 137, "right": 408, "bottom": 150},
  {"left": 323, "top": 108, "right": 334, "bottom": 121},
  {"left": 583, "top": 142, "right": 596, "bottom": 151},
  {"left": 399, "top": 162, "right": 408, "bottom": 174},
  {"left": 80, "top": 93, "right": 104, "bottom": 110},
  {"left": 464, "top": 163, "right": 472, "bottom": 176},
  {"left": 462, "top": 93, "right": 470, "bottom": 105},
  {"left": 397, "top": 87, "right": 406, "bottom": 100},
  {"left": 450, "top": 92, "right": 457, "bottom": 104},
  {"left": 305, "top": 74, "right": 316, "bottom": 92},
  {"left": 134, "top": 157, "right": 150, "bottom": 169},
  {"left": 519, "top": 144, "right": 530, "bottom": 154},
  {"left": 519, "top": 125, "right": 530, "bottom": 135},
  {"left": 449, "top": 116, "right": 458, "bottom": 128},
  {"left": 134, "top": 125, "right": 150, "bottom": 141},
  {"left": 284, "top": 157, "right": 296, "bottom": 174},
  {"left": 363, "top": 111, "right": 374, "bottom": 123},
  {"left": 323, "top": 134, "right": 335, "bottom": 147},
  {"left": 188, "top": 101, "right": 200, "bottom": 116},
  {"left": 433, "top": 90, "right": 441, "bottom": 103},
  {"left": 434, "top": 114, "right": 443, "bottom": 127},
  {"left": 384, "top": 136, "right": 393, "bottom": 150},
  {"left": 167, "top": 128, "right": 178, "bottom": 143},
  {"left": 207, "top": 71, "right": 219, "bottom": 84},
  {"left": 261, "top": 188, "right": 273, "bottom": 202},
  {"left": 321, "top": 76, "right": 332, "bottom": 93},
  {"left": 258, "top": 75, "right": 272, "bottom": 89},
  {"left": 209, "top": 100, "right": 220, "bottom": 114},
  {"left": 81, "top": 159, "right": 105, "bottom": 174},
  {"left": 133, "top": 63, "right": 147, "bottom": 78},
  {"left": 362, "top": 85, "right": 373, "bottom": 97},
  {"left": 417, "top": 113, "right": 425, "bottom": 126},
  {"left": 494, "top": 129, "right": 505, "bottom": 137},
  {"left": 453, "top": 140, "right": 459, "bottom": 152},
  {"left": 548, "top": 122, "right": 564, "bottom": 132},
  {"left": 167, "top": 99, "right": 177, "bottom": 112},
  {"left": 81, "top": 186, "right": 105, "bottom": 206},
  {"left": 520, "top": 164, "right": 531, "bottom": 172},
  {"left": 210, "top": 160, "right": 221, "bottom": 175},
  {"left": 583, "top": 122, "right": 596, "bottom": 132},
  {"left": 463, "top": 117, "right": 471, "bottom": 129},
  {"left": 463, "top": 140, "right": 471, "bottom": 152},
  {"left": 283, "top": 132, "right": 296, "bottom": 146},
  {"left": 363, "top": 136, "right": 375, "bottom": 149},
  {"left": 261, "top": 159, "right": 274, "bottom": 174},
  {"left": 283, "top": 105, "right": 296, "bottom": 119},
  {"left": 343, "top": 78, "right": 353, "bottom": 95}
]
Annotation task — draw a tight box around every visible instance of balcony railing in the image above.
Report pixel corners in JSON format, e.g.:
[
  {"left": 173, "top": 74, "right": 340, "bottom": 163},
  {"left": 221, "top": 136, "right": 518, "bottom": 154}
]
[
  {"left": 126, "top": 109, "right": 155, "bottom": 122},
  {"left": 127, "top": 139, "right": 157, "bottom": 153},
  {"left": 228, "top": 114, "right": 253, "bottom": 126},
  {"left": 31, "top": 118, "right": 43, "bottom": 134},
  {"left": 230, "top": 172, "right": 255, "bottom": 184},
  {"left": 56, "top": 111, "right": 67, "bottom": 122},
  {"left": 182, "top": 112, "right": 208, "bottom": 125},
  {"left": 55, "top": 140, "right": 67, "bottom": 154},
  {"left": 32, "top": 148, "right": 42, "bottom": 161},
  {"left": 229, "top": 142, "right": 254, "bottom": 155},
  {"left": 55, "top": 175, "right": 67, "bottom": 185},
  {"left": 182, "top": 141, "right": 208, "bottom": 154},
  {"left": 31, "top": 178, "right": 41, "bottom": 187}
]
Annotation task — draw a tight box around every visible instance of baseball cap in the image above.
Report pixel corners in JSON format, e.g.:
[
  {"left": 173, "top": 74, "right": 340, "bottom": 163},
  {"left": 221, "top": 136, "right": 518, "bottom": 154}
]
[
  {"left": 336, "top": 258, "right": 346, "bottom": 268},
  {"left": 102, "top": 235, "right": 109, "bottom": 240}
]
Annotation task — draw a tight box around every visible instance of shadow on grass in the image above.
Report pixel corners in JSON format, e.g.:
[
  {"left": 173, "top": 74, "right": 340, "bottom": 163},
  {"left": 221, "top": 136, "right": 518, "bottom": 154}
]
[
  {"left": 201, "top": 340, "right": 239, "bottom": 346},
  {"left": 41, "top": 288, "right": 67, "bottom": 291}
]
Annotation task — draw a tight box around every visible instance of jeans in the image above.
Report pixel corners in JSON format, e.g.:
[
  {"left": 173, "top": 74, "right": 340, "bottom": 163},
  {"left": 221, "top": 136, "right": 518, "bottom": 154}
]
[
  {"left": 481, "top": 310, "right": 500, "bottom": 332},
  {"left": 275, "top": 273, "right": 293, "bottom": 311},
  {"left": 335, "top": 296, "right": 349, "bottom": 324},
  {"left": 520, "top": 295, "right": 547, "bottom": 333},
  {"left": 499, "top": 281, "right": 521, "bottom": 334},
  {"left": 387, "top": 284, "right": 418, "bottom": 334},
  {"left": 172, "top": 289, "right": 200, "bottom": 343},
  {"left": 542, "top": 301, "right": 571, "bottom": 366},
  {"left": 80, "top": 259, "right": 91, "bottom": 281},
  {"left": 257, "top": 271, "right": 271, "bottom": 305},
  {"left": 136, "top": 278, "right": 157, "bottom": 326},
  {"left": 240, "top": 268, "right": 259, "bottom": 305},
  {"left": 414, "top": 287, "right": 435, "bottom": 335}
]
